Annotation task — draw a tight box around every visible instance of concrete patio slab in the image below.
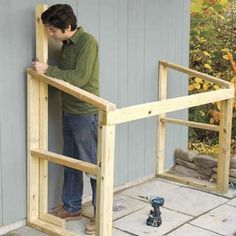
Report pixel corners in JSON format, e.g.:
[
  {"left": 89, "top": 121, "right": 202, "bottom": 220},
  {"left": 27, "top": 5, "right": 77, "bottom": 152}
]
[
  {"left": 113, "top": 228, "right": 132, "bottom": 235},
  {"left": 113, "top": 206, "right": 192, "bottom": 236},
  {"left": 82, "top": 194, "right": 148, "bottom": 220},
  {"left": 3, "top": 178, "right": 236, "bottom": 236},
  {"left": 67, "top": 217, "right": 133, "bottom": 236},
  {"left": 167, "top": 223, "right": 221, "bottom": 236},
  {"left": 120, "top": 179, "right": 180, "bottom": 200},
  {"left": 227, "top": 197, "right": 236, "bottom": 207},
  {"left": 66, "top": 216, "right": 90, "bottom": 235},
  {"left": 219, "top": 186, "right": 236, "bottom": 199},
  {"left": 3, "top": 226, "right": 47, "bottom": 236},
  {"left": 162, "top": 186, "right": 228, "bottom": 216},
  {"left": 191, "top": 204, "right": 236, "bottom": 235}
]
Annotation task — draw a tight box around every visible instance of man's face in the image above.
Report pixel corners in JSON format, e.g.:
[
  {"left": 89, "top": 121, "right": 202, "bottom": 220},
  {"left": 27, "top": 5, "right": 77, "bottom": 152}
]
[{"left": 46, "top": 25, "right": 70, "bottom": 42}]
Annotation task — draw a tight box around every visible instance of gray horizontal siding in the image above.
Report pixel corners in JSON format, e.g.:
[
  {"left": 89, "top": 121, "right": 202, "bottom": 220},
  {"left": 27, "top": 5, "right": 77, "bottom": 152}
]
[
  {"left": 0, "top": 0, "right": 28, "bottom": 225},
  {"left": 0, "top": 0, "right": 77, "bottom": 226},
  {"left": 78, "top": 0, "right": 190, "bottom": 184},
  {"left": 0, "top": 0, "right": 190, "bottom": 226}
]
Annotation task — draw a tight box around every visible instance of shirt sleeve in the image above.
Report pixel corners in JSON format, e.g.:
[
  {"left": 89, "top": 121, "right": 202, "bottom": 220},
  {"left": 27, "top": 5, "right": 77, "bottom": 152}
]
[{"left": 46, "top": 37, "right": 98, "bottom": 88}]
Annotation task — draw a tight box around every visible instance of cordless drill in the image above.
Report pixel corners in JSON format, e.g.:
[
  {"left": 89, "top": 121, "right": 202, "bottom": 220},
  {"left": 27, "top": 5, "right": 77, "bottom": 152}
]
[{"left": 139, "top": 196, "right": 165, "bottom": 227}]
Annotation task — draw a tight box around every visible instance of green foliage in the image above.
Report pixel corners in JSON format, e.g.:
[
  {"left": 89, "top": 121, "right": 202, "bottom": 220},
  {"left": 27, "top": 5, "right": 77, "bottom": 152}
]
[
  {"left": 189, "top": 0, "right": 236, "bottom": 146},
  {"left": 188, "top": 141, "right": 219, "bottom": 158},
  {"left": 190, "top": 0, "right": 235, "bottom": 80}
]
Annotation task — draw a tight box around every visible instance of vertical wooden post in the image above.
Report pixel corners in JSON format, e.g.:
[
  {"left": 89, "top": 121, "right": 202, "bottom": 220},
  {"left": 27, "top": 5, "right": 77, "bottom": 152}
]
[
  {"left": 96, "top": 110, "right": 116, "bottom": 236},
  {"left": 216, "top": 96, "right": 233, "bottom": 193},
  {"left": 156, "top": 63, "right": 168, "bottom": 175},
  {"left": 27, "top": 75, "right": 40, "bottom": 221},
  {"left": 28, "top": 4, "right": 48, "bottom": 223},
  {"left": 36, "top": 5, "right": 49, "bottom": 216}
]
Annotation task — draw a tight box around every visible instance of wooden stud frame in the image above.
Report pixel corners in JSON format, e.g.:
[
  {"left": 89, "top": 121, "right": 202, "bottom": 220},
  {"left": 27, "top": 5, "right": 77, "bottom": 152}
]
[
  {"left": 27, "top": 4, "right": 235, "bottom": 236},
  {"left": 155, "top": 61, "right": 234, "bottom": 193}
]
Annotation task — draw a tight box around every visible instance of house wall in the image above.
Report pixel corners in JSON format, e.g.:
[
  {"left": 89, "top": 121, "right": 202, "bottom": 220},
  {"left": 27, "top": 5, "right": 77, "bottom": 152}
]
[
  {"left": 0, "top": 0, "right": 190, "bottom": 227},
  {"left": 77, "top": 0, "right": 190, "bottom": 184}
]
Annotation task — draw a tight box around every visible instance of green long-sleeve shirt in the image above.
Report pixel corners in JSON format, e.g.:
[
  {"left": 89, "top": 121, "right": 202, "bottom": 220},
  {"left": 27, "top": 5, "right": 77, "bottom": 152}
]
[{"left": 46, "top": 27, "right": 99, "bottom": 115}]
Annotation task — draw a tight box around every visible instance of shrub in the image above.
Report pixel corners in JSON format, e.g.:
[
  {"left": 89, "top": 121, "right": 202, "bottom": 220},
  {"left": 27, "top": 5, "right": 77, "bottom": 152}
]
[{"left": 189, "top": 0, "right": 236, "bottom": 147}]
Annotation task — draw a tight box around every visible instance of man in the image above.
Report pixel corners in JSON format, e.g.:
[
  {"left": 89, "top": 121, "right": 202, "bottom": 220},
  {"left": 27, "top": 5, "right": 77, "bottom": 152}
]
[{"left": 32, "top": 4, "right": 99, "bottom": 235}]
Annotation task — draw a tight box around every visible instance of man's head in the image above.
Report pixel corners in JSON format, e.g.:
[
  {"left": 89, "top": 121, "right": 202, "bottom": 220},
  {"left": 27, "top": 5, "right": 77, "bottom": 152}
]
[{"left": 41, "top": 4, "right": 77, "bottom": 41}]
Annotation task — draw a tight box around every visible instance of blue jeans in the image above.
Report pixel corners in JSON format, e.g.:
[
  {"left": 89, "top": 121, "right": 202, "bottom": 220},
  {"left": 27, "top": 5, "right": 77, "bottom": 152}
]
[{"left": 62, "top": 112, "right": 98, "bottom": 213}]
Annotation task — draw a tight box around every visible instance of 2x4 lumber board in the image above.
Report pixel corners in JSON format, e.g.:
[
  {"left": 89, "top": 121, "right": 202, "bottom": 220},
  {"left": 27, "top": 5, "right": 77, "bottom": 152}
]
[
  {"left": 95, "top": 111, "right": 103, "bottom": 236},
  {"left": 157, "top": 173, "right": 216, "bottom": 192},
  {"left": 107, "top": 88, "right": 234, "bottom": 125},
  {"left": 157, "top": 63, "right": 167, "bottom": 175},
  {"left": 28, "top": 219, "right": 77, "bottom": 236},
  {"left": 39, "top": 81, "right": 48, "bottom": 215},
  {"left": 96, "top": 111, "right": 116, "bottom": 236},
  {"left": 27, "top": 68, "right": 116, "bottom": 112},
  {"left": 216, "top": 98, "right": 234, "bottom": 193},
  {"left": 36, "top": 4, "right": 48, "bottom": 63},
  {"left": 39, "top": 213, "right": 65, "bottom": 228},
  {"left": 36, "top": 4, "right": 49, "bottom": 216},
  {"left": 27, "top": 75, "right": 40, "bottom": 221},
  {"left": 31, "top": 149, "right": 98, "bottom": 176},
  {"left": 162, "top": 118, "right": 220, "bottom": 132},
  {"left": 27, "top": 77, "right": 40, "bottom": 220},
  {"left": 160, "top": 60, "right": 231, "bottom": 88}
]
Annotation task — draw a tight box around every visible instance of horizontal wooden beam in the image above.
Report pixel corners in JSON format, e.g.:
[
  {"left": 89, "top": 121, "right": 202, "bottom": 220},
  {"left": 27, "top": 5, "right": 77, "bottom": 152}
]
[
  {"left": 160, "top": 60, "right": 231, "bottom": 88},
  {"left": 27, "top": 68, "right": 116, "bottom": 112},
  {"left": 161, "top": 118, "right": 220, "bottom": 132},
  {"left": 27, "top": 219, "right": 77, "bottom": 236},
  {"left": 39, "top": 212, "right": 65, "bottom": 228},
  {"left": 107, "top": 88, "right": 234, "bottom": 125},
  {"left": 157, "top": 173, "right": 216, "bottom": 192},
  {"left": 31, "top": 149, "right": 97, "bottom": 176}
]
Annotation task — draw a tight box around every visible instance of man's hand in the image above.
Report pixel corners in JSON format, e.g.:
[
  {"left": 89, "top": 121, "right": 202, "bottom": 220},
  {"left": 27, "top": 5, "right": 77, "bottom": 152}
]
[{"left": 31, "top": 61, "right": 48, "bottom": 74}]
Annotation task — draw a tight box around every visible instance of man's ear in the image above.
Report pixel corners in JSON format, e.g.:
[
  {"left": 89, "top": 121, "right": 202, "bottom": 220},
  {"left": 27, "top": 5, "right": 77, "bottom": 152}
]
[{"left": 66, "top": 25, "right": 72, "bottom": 32}]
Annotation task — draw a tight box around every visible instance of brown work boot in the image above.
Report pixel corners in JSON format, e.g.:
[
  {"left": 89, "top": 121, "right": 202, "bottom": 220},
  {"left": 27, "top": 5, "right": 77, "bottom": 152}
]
[
  {"left": 51, "top": 206, "right": 82, "bottom": 220},
  {"left": 85, "top": 217, "right": 95, "bottom": 235}
]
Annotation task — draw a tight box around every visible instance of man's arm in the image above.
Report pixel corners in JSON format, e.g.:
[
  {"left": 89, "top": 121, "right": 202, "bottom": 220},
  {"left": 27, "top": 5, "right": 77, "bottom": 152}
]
[{"left": 32, "top": 37, "right": 98, "bottom": 88}]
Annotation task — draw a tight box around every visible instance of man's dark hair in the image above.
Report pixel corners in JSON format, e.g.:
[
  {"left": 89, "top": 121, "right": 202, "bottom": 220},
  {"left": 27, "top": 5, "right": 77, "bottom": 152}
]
[{"left": 41, "top": 4, "right": 77, "bottom": 32}]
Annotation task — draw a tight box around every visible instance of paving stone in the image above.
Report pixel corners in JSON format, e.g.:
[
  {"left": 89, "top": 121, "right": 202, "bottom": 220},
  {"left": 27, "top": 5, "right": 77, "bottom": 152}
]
[
  {"left": 230, "top": 169, "right": 236, "bottom": 178},
  {"left": 3, "top": 226, "right": 48, "bottom": 236},
  {"left": 112, "top": 195, "right": 148, "bottom": 220},
  {"left": 227, "top": 198, "right": 236, "bottom": 207},
  {"left": 113, "top": 228, "right": 132, "bottom": 235},
  {"left": 191, "top": 204, "right": 236, "bottom": 235},
  {"left": 67, "top": 216, "right": 91, "bottom": 235},
  {"left": 174, "top": 149, "right": 198, "bottom": 162},
  {"left": 120, "top": 179, "right": 180, "bottom": 200},
  {"left": 212, "top": 168, "right": 236, "bottom": 178},
  {"left": 167, "top": 223, "right": 220, "bottom": 236},
  {"left": 194, "top": 155, "right": 217, "bottom": 168},
  {"left": 176, "top": 158, "right": 196, "bottom": 169},
  {"left": 163, "top": 186, "right": 227, "bottom": 216},
  {"left": 229, "top": 176, "right": 236, "bottom": 184},
  {"left": 230, "top": 157, "right": 236, "bottom": 169},
  {"left": 3, "top": 178, "right": 236, "bottom": 236},
  {"left": 68, "top": 217, "right": 133, "bottom": 235},
  {"left": 214, "top": 186, "right": 236, "bottom": 198},
  {"left": 113, "top": 206, "right": 192, "bottom": 236},
  {"left": 196, "top": 166, "right": 212, "bottom": 176},
  {"left": 172, "top": 164, "right": 198, "bottom": 178},
  {"left": 4, "top": 222, "right": 131, "bottom": 236},
  {"left": 81, "top": 194, "right": 147, "bottom": 220},
  {"left": 170, "top": 165, "right": 208, "bottom": 180}
]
